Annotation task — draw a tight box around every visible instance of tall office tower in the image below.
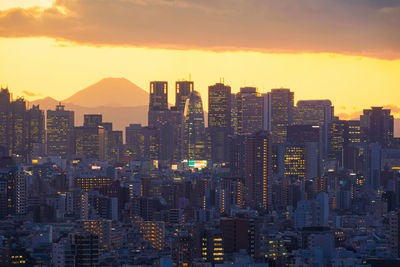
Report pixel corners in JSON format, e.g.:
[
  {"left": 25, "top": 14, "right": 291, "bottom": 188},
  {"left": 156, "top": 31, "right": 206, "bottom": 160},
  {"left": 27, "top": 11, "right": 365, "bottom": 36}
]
[
  {"left": 264, "top": 88, "right": 294, "bottom": 144},
  {"left": 10, "top": 98, "right": 27, "bottom": 158},
  {"left": 287, "top": 125, "right": 320, "bottom": 144},
  {"left": 108, "top": 130, "right": 122, "bottom": 162},
  {"left": 47, "top": 103, "right": 74, "bottom": 158},
  {"left": 26, "top": 105, "right": 45, "bottom": 160},
  {"left": 327, "top": 120, "right": 362, "bottom": 167},
  {"left": 231, "top": 93, "right": 238, "bottom": 136},
  {"left": 175, "top": 80, "right": 194, "bottom": 111},
  {"left": 74, "top": 126, "right": 106, "bottom": 161},
  {"left": 142, "top": 127, "right": 160, "bottom": 160},
  {"left": 360, "top": 107, "right": 394, "bottom": 148},
  {"left": 66, "top": 232, "right": 99, "bottom": 266},
  {"left": 294, "top": 100, "right": 334, "bottom": 125},
  {"left": 236, "top": 87, "right": 264, "bottom": 136},
  {"left": 182, "top": 91, "right": 206, "bottom": 160},
  {"left": 0, "top": 87, "right": 11, "bottom": 154},
  {"left": 148, "top": 108, "right": 182, "bottom": 162},
  {"left": 0, "top": 167, "right": 26, "bottom": 218},
  {"left": 149, "top": 81, "right": 168, "bottom": 112},
  {"left": 284, "top": 145, "right": 306, "bottom": 180},
  {"left": 208, "top": 83, "right": 231, "bottom": 163},
  {"left": 245, "top": 131, "right": 272, "bottom": 210},
  {"left": 83, "top": 114, "right": 102, "bottom": 127},
  {"left": 125, "top": 124, "right": 145, "bottom": 157}
]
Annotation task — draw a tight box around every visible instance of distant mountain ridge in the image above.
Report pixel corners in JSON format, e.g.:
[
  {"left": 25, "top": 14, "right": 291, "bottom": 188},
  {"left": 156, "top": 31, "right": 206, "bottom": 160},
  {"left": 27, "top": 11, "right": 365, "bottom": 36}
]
[{"left": 30, "top": 77, "right": 150, "bottom": 130}]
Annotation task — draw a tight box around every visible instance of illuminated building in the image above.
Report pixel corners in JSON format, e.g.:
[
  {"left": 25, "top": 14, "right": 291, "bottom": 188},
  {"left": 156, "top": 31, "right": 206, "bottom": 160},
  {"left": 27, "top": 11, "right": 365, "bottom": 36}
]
[
  {"left": 79, "top": 220, "right": 112, "bottom": 250},
  {"left": 26, "top": 105, "right": 45, "bottom": 160},
  {"left": 208, "top": 82, "right": 231, "bottom": 163},
  {"left": 0, "top": 167, "right": 26, "bottom": 218},
  {"left": 360, "top": 106, "right": 394, "bottom": 148},
  {"left": 138, "top": 221, "right": 165, "bottom": 250},
  {"left": 10, "top": 98, "right": 27, "bottom": 158},
  {"left": 74, "top": 126, "right": 106, "bottom": 161},
  {"left": 0, "top": 87, "right": 11, "bottom": 154},
  {"left": 294, "top": 100, "right": 334, "bottom": 125},
  {"left": 245, "top": 131, "right": 272, "bottom": 210},
  {"left": 73, "top": 177, "right": 112, "bottom": 192},
  {"left": 175, "top": 80, "right": 194, "bottom": 111},
  {"left": 182, "top": 91, "right": 206, "bottom": 160},
  {"left": 47, "top": 103, "right": 74, "bottom": 158},
  {"left": 125, "top": 124, "right": 145, "bottom": 157},
  {"left": 236, "top": 87, "right": 264, "bottom": 136},
  {"left": 149, "top": 81, "right": 168, "bottom": 112},
  {"left": 200, "top": 229, "right": 224, "bottom": 264},
  {"left": 172, "top": 231, "right": 193, "bottom": 267},
  {"left": 284, "top": 144, "right": 306, "bottom": 180},
  {"left": 264, "top": 88, "right": 294, "bottom": 144}
]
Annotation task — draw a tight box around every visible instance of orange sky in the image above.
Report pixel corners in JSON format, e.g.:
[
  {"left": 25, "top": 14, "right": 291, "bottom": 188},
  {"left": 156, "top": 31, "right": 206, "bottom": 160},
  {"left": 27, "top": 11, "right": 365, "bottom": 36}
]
[{"left": 0, "top": 0, "right": 399, "bottom": 119}]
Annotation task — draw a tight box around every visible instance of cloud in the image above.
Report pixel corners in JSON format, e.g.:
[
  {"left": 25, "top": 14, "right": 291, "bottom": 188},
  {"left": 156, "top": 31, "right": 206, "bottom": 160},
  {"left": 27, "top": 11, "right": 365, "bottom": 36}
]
[
  {"left": 0, "top": 0, "right": 399, "bottom": 59},
  {"left": 22, "top": 90, "right": 41, "bottom": 97}
]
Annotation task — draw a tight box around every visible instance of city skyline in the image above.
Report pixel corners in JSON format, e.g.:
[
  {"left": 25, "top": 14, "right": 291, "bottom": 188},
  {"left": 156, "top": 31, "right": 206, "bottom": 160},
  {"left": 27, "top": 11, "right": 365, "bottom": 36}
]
[{"left": 0, "top": 0, "right": 399, "bottom": 119}]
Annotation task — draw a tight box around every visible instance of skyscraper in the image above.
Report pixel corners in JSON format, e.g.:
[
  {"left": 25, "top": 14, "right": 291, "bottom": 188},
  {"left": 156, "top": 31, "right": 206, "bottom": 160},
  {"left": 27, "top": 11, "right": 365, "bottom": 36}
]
[
  {"left": 294, "top": 100, "right": 334, "bottom": 126},
  {"left": 245, "top": 131, "right": 272, "bottom": 210},
  {"left": 175, "top": 81, "right": 194, "bottom": 111},
  {"left": 26, "top": 105, "right": 45, "bottom": 160},
  {"left": 0, "top": 87, "right": 11, "bottom": 154},
  {"left": 208, "top": 83, "right": 231, "bottom": 163},
  {"left": 149, "top": 81, "right": 168, "bottom": 112},
  {"left": 360, "top": 107, "right": 394, "bottom": 148},
  {"left": 47, "top": 103, "right": 74, "bottom": 158},
  {"left": 236, "top": 87, "right": 264, "bottom": 136},
  {"left": 74, "top": 126, "right": 106, "bottom": 161},
  {"left": 10, "top": 98, "right": 27, "bottom": 158},
  {"left": 264, "top": 88, "right": 294, "bottom": 144},
  {"left": 182, "top": 91, "right": 206, "bottom": 160},
  {"left": 83, "top": 114, "right": 102, "bottom": 127}
]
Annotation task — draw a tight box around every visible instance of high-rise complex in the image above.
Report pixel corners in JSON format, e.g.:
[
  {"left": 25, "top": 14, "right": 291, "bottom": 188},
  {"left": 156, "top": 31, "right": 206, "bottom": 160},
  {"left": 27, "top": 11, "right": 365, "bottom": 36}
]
[
  {"left": 47, "top": 103, "right": 74, "bottom": 158},
  {"left": 0, "top": 87, "right": 11, "bottom": 154},
  {"left": 208, "top": 83, "right": 231, "bottom": 163},
  {"left": 264, "top": 88, "right": 294, "bottom": 144},
  {"left": 149, "top": 81, "right": 168, "bottom": 112},
  {"left": 182, "top": 91, "right": 206, "bottom": 160}
]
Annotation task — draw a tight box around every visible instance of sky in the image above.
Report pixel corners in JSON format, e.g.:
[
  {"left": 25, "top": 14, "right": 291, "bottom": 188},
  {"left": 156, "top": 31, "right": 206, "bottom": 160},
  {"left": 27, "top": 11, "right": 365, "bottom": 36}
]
[{"left": 0, "top": 0, "right": 399, "bottom": 118}]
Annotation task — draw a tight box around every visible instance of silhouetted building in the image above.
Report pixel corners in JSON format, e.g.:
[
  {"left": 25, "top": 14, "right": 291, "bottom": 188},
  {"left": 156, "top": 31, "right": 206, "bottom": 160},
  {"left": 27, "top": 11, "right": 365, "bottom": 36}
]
[
  {"left": 208, "top": 83, "right": 231, "bottom": 163},
  {"left": 0, "top": 87, "right": 11, "bottom": 155},
  {"left": 74, "top": 126, "right": 106, "bottom": 161},
  {"left": 182, "top": 91, "right": 206, "bottom": 160},
  {"left": 236, "top": 87, "right": 264, "bottom": 136},
  {"left": 245, "top": 131, "right": 272, "bottom": 210},
  {"left": 47, "top": 103, "right": 74, "bottom": 158},
  {"left": 83, "top": 114, "right": 102, "bottom": 127},
  {"left": 264, "top": 88, "right": 294, "bottom": 144},
  {"left": 149, "top": 81, "right": 168, "bottom": 112},
  {"left": 360, "top": 107, "right": 394, "bottom": 148}
]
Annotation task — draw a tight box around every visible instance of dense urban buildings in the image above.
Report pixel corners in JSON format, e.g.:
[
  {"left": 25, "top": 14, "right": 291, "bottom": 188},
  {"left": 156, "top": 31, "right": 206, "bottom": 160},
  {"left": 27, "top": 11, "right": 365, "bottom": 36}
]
[{"left": 0, "top": 81, "right": 400, "bottom": 266}]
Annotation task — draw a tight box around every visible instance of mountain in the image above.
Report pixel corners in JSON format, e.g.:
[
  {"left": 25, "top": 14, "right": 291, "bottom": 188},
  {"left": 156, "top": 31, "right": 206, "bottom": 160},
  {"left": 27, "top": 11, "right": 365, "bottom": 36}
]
[{"left": 63, "top": 77, "right": 148, "bottom": 107}]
